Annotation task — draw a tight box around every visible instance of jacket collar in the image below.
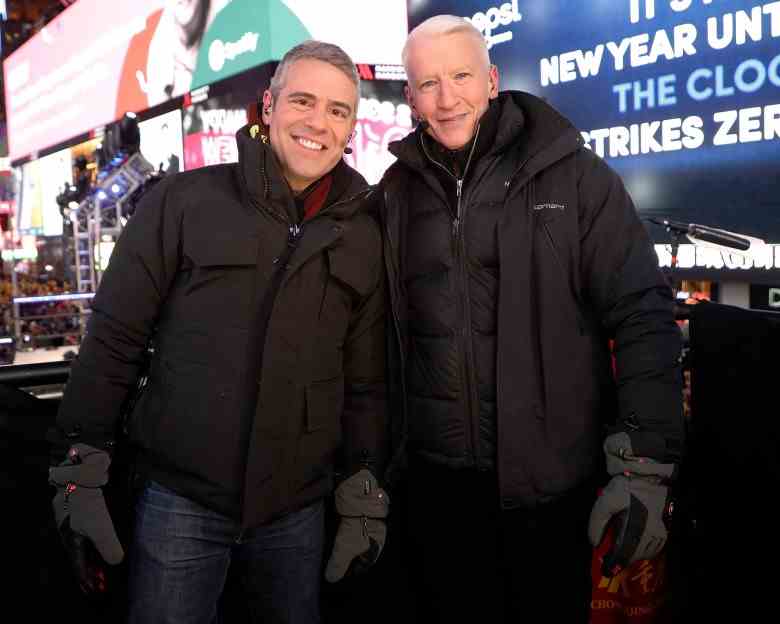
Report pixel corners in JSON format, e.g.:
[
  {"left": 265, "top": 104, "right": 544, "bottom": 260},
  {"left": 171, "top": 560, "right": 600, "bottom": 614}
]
[{"left": 235, "top": 124, "right": 371, "bottom": 221}]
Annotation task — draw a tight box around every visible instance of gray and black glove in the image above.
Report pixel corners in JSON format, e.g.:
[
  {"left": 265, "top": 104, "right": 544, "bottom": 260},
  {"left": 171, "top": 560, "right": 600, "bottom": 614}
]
[
  {"left": 325, "top": 468, "right": 389, "bottom": 583},
  {"left": 588, "top": 432, "right": 675, "bottom": 577},
  {"left": 49, "top": 443, "right": 124, "bottom": 594}
]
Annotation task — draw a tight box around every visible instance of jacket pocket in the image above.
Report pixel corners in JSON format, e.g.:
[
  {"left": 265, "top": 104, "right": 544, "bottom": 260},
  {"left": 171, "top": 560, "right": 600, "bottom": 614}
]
[
  {"left": 317, "top": 248, "right": 375, "bottom": 340},
  {"left": 181, "top": 238, "right": 258, "bottom": 326},
  {"left": 187, "top": 238, "right": 259, "bottom": 267},
  {"left": 327, "top": 247, "right": 374, "bottom": 299},
  {"left": 295, "top": 376, "right": 345, "bottom": 492},
  {"left": 540, "top": 221, "right": 585, "bottom": 333},
  {"left": 304, "top": 375, "right": 345, "bottom": 432}
]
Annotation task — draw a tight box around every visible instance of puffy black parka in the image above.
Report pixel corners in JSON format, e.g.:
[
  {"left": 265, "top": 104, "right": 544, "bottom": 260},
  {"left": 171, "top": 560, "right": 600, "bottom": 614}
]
[{"left": 380, "top": 92, "right": 684, "bottom": 507}]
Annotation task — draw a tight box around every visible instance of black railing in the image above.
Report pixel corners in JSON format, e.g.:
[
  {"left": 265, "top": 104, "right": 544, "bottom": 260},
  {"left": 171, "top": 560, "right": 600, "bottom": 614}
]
[{"left": 0, "top": 360, "right": 72, "bottom": 388}]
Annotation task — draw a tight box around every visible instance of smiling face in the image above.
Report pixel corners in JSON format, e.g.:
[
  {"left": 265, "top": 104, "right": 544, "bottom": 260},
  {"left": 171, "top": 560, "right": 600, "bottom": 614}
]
[
  {"left": 262, "top": 58, "right": 357, "bottom": 193},
  {"left": 404, "top": 30, "right": 498, "bottom": 150}
]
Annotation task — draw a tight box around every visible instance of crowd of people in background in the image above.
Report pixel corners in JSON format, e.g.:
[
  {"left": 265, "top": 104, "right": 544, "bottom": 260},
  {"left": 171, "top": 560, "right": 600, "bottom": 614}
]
[{"left": 0, "top": 274, "right": 83, "bottom": 348}]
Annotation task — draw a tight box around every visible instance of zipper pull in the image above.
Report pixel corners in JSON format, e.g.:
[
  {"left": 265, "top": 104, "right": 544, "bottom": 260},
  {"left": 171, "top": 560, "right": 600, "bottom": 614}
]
[
  {"left": 288, "top": 223, "right": 302, "bottom": 242},
  {"left": 453, "top": 178, "right": 464, "bottom": 238}
]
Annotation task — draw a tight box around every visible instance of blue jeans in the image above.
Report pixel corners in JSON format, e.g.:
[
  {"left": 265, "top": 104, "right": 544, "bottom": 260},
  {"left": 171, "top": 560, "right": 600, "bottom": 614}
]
[{"left": 127, "top": 480, "right": 324, "bottom": 624}]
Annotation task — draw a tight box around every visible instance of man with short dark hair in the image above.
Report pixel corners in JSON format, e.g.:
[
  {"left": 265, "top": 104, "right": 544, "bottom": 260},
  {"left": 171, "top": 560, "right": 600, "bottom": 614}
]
[
  {"left": 50, "top": 40, "right": 389, "bottom": 624},
  {"left": 378, "top": 15, "right": 684, "bottom": 622}
]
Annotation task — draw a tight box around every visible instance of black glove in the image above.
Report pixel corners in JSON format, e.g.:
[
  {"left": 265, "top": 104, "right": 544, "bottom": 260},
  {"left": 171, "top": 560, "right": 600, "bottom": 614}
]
[
  {"left": 49, "top": 443, "right": 124, "bottom": 595},
  {"left": 588, "top": 432, "right": 675, "bottom": 577},
  {"left": 325, "top": 468, "right": 389, "bottom": 582}
]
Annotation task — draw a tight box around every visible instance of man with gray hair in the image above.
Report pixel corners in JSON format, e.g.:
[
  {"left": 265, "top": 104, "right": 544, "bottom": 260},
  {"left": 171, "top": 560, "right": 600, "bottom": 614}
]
[
  {"left": 378, "top": 15, "right": 684, "bottom": 622},
  {"left": 50, "top": 40, "right": 389, "bottom": 623}
]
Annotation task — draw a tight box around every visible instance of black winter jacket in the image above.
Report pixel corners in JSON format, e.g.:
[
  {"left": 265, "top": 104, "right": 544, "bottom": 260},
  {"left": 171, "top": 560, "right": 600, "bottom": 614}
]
[
  {"left": 380, "top": 92, "right": 683, "bottom": 508},
  {"left": 398, "top": 99, "right": 503, "bottom": 471},
  {"left": 56, "top": 125, "right": 388, "bottom": 529}
]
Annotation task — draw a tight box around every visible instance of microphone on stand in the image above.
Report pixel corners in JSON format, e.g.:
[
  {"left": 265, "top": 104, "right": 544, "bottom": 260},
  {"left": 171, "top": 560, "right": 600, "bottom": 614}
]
[{"left": 648, "top": 218, "right": 752, "bottom": 251}]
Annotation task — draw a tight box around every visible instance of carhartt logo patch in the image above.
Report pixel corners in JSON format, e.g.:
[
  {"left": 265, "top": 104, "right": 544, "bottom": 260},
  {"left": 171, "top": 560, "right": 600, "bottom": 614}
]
[{"left": 534, "top": 202, "right": 565, "bottom": 211}]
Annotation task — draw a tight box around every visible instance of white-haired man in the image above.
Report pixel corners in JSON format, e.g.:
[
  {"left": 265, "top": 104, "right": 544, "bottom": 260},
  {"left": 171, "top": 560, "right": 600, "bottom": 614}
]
[{"left": 378, "top": 15, "right": 684, "bottom": 622}]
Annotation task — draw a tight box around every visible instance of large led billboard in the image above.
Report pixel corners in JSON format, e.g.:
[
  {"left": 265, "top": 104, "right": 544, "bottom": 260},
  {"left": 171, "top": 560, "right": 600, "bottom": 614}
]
[
  {"left": 408, "top": 1, "right": 780, "bottom": 277},
  {"left": 4, "top": 0, "right": 408, "bottom": 162}
]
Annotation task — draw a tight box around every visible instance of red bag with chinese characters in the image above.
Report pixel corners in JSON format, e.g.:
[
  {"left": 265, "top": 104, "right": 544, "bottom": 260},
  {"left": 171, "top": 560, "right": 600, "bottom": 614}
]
[{"left": 590, "top": 525, "right": 671, "bottom": 624}]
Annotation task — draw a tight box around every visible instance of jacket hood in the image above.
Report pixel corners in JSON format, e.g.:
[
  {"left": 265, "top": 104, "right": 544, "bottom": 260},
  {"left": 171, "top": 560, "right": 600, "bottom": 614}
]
[
  {"left": 389, "top": 91, "right": 582, "bottom": 175},
  {"left": 235, "top": 123, "right": 371, "bottom": 220}
]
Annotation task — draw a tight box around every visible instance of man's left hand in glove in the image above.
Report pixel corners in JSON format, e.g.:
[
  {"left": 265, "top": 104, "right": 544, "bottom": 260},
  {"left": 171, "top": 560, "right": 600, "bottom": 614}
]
[
  {"left": 49, "top": 443, "right": 124, "bottom": 595},
  {"left": 325, "top": 468, "right": 389, "bottom": 583},
  {"left": 588, "top": 431, "right": 676, "bottom": 578}
]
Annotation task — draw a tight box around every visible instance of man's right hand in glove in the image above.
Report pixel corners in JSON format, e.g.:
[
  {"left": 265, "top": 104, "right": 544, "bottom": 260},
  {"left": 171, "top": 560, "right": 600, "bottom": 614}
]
[{"left": 49, "top": 443, "right": 124, "bottom": 595}]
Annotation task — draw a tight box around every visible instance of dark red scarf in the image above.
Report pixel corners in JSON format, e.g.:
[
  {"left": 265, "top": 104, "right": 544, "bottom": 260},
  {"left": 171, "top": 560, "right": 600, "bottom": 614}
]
[{"left": 302, "top": 175, "right": 333, "bottom": 221}]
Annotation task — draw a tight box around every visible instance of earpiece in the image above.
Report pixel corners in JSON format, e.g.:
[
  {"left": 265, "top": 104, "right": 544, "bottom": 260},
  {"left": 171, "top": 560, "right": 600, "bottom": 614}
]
[{"left": 344, "top": 132, "right": 354, "bottom": 155}]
